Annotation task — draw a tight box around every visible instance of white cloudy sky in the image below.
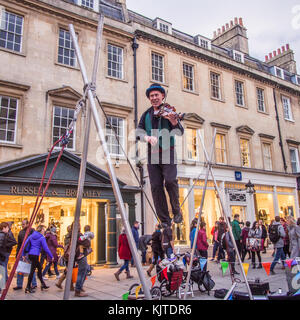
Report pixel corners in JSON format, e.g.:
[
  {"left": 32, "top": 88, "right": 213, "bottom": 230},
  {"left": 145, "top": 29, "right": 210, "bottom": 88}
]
[{"left": 126, "top": 0, "right": 300, "bottom": 74}]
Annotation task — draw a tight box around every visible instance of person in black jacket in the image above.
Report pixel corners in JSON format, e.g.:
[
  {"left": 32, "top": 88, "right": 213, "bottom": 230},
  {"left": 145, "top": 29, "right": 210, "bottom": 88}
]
[
  {"left": 136, "top": 83, "right": 184, "bottom": 228},
  {"left": 2, "top": 221, "right": 17, "bottom": 283},
  {"left": 217, "top": 217, "right": 226, "bottom": 263},
  {"left": 0, "top": 222, "right": 10, "bottom": 292},
  {"left": 138, "top": 234, "right": 152, "bottom": 266},
  {"left": 259, "top": 220, "right": 268, "bottom": 254},
  {"left": 13, "top": 219, "right": 37, "bottom": 290},
  {"left": 147, "top": 224, "right": 165, "bottom": 277}
]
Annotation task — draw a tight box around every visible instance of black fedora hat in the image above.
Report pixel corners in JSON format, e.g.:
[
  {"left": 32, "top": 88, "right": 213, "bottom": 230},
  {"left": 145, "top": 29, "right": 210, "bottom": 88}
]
[{"left": 145, "top": 83, "right": 166, "bottom": 98}]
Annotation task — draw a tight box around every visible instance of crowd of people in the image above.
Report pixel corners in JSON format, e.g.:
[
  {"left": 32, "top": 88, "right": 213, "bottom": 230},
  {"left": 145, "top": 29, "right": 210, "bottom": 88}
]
[{"left": 0, "top": 219, "right": 94, "bottom": 297}]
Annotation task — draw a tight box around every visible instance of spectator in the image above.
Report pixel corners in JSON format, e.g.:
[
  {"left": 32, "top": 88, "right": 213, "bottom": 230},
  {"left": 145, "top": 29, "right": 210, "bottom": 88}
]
[
  {"left": 22, "top": 225, "right": 53, "bottom": 293},
  {"left": 161, "top": 224, "right": 174, "bottom": 259},
  {"left": 3, "top": 221, "right": 17, "bottom": 282},
  {"left": 0, "top": 222, "right": 10, "bottom": 292},
  {"left": 270, "top": 216, "right": 286, "bottom": 275},
  {"left": 147, "top": 224, "right": 164, "bottom": 277},
  {"left": 221, "top": 224, "right": 239, "bottom": 275},
  {"left": 217, "top": 217, "right": 226, "bottom": 263},
  {"left": 131, "top": 221, "right": 140, "bottom": 267},
  {"left": 13, "top": 219, "right": 37, "bottom": 291},
  {"left": 196, "top": 222, "right": 209, "bottom": 272},
  {"left": 248, "top": 221, "right": 263, "bottom": 269},
  {"left": 42, "top": 226, "right": 63, "bottom": 280},
  {"left": 210, "top": 221, "right": 219, "bottom": 261},
  {"left": 286, "top": 216, "right": 300, "bottom": 259},
  {"left": 138, "top": 234, "right": 152, "bottom": 266},
  {"left": 258, "top": 220, "right": 268, "bottom": 254},
  {"left": 114, "top": 228, "right": 133, "bottom": 281},
  {"left": 281, "top": 218, "right": 290, "bottom": 258},
  {"left": 241, "top": 221, "right": 251, "bottom": 262},
  {"left": 189, "top": 219, "right": 198, "bottom": 250},
  {"left": 40, "top": 227, "right": 54, "bottom": 277},
  {"left": 231, "top": 214, "right": 242, "bottom": 255},
  {"left": 268, "top": 220, "right": 275, "bottom": 257}
]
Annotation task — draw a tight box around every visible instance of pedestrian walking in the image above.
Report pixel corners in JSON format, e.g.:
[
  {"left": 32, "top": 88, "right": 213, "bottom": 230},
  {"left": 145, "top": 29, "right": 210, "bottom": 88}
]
[
  {"left": 217, "top": 217, "right": 226, "bottom": 263},
  {"left": 3, "top": 221, "right": 17, "bottom": 282},
  {"left": 147, "top": 224, "right": 164, "bottom": 277},
  {"left": 136, "top": 83, "right": 184, "bottom": 227},
  {"left": 0, "top": 222, "right": 10, "bottom": 292},
  {"left": 114, "top": 229, "right": 133, "bottom": 281},
  {"left": 269, "top": 216, "right": 286, "bottom": 275},
  {"left": 138, "top": 234, "right": 152, "bottom": 266},
  {"left": 258, "top": 220, "right": 268, "bottom": 254},
  {"left": 268, "top": 219, "right": 276, "bottom": 257},
  {"left": 13, "top": 219, "right": 37, "bottom": 291},
  {"left": 286, "top": 216, "right": 300, "bottom": 259},
  {"left": 42, "top": 226, "right": 63, "bottom": 280},
  {"left": 189, "top": 219, "right": 198, "bottom": 249},
  {"left": 22, "top": 225, "right": 54, "bottom": 293},
  {"left": 40, "top": 227, "right": 54, "bottom": 277},
  {"left": 281, "top": 218, "right": 290, "bottom": 258},
  {"left": 231, "top": 214, "right": 242, "bottom": 256},
  {"left": 221, "top": 224, "right": 239, "bottom": 275},
  {"left": 210, "top": 221, "right": 220, "bottom": 261},
  {"left": 196, "top": 222, "right": 209, "bottom": 272},
  {"left": 131, "top": 221, "right": 140, "bottom": 267},
  {"left": 241, "top": 221, "right": 251, "bottom": 262},
  {"left": 248, "top": 221, "right": 263, "bottom": 269}
]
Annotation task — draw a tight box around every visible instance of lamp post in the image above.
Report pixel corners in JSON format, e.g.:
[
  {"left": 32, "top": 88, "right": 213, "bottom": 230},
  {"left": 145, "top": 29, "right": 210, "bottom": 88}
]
[{"left": 246, "top": 180, "right": 257, "bottom": 222}]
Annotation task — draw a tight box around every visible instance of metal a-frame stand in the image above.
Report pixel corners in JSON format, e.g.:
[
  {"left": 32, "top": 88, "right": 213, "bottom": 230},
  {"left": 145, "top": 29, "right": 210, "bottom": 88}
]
[
  {"left": 63, "top": 15, "right": 152, "bottom": 300},
  {"left": 183, "top": 129, "right": 253, "bottom": 300}
]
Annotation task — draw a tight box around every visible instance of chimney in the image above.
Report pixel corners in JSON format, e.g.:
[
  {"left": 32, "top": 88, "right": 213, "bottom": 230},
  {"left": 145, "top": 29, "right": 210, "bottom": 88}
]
[
  {"left": 265, "top": 55, "right": 269, "bottom": 61},
  {"left": 265, "top": 44, "right": 297, "bottom": 74},
  {"left": 212, "top": 17, "right": 249, "bottom": 54},
  {"left": 213, "top": 31, "right": 217, "bottom": 38}
]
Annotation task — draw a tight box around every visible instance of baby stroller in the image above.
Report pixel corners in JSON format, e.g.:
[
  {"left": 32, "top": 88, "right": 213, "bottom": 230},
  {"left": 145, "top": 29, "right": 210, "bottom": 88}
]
[
  {"left": 183, "top": 252, "right": 215, "bottom": 295},
  {"left": 156, "top": 256, "right": 185, "bottom": 297}
]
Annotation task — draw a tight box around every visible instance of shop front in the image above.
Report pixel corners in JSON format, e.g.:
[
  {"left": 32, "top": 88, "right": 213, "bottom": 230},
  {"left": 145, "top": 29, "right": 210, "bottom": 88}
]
[{"left": 0, "top": 151, "right": 139, "bottom": 271}]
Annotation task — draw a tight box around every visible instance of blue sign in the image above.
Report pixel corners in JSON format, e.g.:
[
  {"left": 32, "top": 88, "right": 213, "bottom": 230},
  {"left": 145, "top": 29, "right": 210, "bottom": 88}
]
[{"left": 235, "top": 171, "right": 242, "bottom": 181}]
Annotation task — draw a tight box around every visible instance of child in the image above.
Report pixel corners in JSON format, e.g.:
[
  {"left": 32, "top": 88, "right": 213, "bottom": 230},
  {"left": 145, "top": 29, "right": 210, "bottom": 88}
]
[{"left": 77, "top": 225, "right": 94, "bottom": 260}]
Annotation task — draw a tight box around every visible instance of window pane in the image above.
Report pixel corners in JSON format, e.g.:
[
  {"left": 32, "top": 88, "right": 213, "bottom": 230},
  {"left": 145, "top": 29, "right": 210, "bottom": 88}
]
[
  {"left": 151, "top": 53, "right": 164, "bottom": 83},
  {"left": 0, "top": 11, "right": 23, "bottom": 52},
  {"left": 107, "top": 44, "right": 123, "bottom": 79},
  {"left": 105, "top": 116, "right": 125, "bottom": 156},
  {"left": 58, "top": 29, "right": 76, "bottom": 67},
  {"left": 240, "top": 138, "right": 250, "bottom": 167},
  {"left": 0, "top": 95, "right": 18, "bottom": 143}
]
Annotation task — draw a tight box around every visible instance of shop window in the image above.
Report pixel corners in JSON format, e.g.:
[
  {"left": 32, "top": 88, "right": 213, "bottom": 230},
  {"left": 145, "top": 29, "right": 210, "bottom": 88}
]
[
  {"left": 173, "top": 188, "right": 189, "bottom": 245},
  {"left": 0, "top": 9, "right": 23, "bottom": 53},
  {"left": 240, "top": 138, "right": 251, "bottom": 167},
  {"left": 105, "top": 116, "right": 125, "bottom": 157},
  {"left": 52, "top": 106, "right": 76, "bottom": 150},
  {"left": 0, "top": 95, "right": 18, "bottom": 143},
  {"left": 255, "top": 193, "right": 274, "bottom": 225},
  {"left": 278, "top": 194, "right": 296, "bottom": 219}
]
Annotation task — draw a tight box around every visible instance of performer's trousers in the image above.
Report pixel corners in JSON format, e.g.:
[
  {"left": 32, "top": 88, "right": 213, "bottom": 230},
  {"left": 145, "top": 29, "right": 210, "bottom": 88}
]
[{"left": 147, "top": 163, "right": 181, "bottom": 226}]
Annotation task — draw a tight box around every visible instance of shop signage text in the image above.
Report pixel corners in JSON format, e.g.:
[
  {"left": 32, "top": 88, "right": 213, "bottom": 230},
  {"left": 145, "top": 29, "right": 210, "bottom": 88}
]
[{"left": 9, "top": 185, "right": 101, "bottom": 198}]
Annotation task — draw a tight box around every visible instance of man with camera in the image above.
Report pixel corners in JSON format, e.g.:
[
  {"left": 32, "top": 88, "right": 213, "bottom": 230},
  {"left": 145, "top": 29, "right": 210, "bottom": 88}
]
[{"left": 136, "top": 83, "right": 184, "bottom": 228}]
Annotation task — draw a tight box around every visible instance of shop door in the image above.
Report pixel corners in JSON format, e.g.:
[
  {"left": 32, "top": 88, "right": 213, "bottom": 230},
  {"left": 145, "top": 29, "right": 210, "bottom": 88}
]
[{"left": 231, "top": 206, "right": 247, "bottom": 223}]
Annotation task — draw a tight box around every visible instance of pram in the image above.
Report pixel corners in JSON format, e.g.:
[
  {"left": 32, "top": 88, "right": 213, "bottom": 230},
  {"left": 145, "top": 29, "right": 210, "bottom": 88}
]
[
  {"left": 155, "top": 253, "right": 190, "bottom": 298},
  {"left": 183, "top": 252, "right": 215, "bottom": 295}
]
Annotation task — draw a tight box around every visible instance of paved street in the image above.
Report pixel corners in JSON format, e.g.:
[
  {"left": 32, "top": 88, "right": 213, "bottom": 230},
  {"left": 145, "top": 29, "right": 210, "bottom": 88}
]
[{"left": 4, "top": 248, "right": 291, "bottom": 300}]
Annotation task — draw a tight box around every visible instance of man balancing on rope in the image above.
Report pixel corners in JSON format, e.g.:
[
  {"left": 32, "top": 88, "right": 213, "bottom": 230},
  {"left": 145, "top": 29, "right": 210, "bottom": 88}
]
[{"left": 136, "top": 83, "right": 184, "bottom": 229}]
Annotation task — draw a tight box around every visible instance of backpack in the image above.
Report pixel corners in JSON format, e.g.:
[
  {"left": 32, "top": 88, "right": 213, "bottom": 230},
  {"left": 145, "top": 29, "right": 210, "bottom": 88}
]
[
  {"left": 214, "top": 288, "right": 229, "bottom": 299},
  {"left": 269, "top": 224, "right": 280, "bottom": 244}
]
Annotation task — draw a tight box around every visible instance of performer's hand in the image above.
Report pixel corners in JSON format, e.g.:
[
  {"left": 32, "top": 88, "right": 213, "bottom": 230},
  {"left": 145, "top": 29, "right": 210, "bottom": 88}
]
[
  {"left": 144, "top": 135, "right": 158, "bottom": 146},
  {"left": 164, "top": 113, "right": 178, "bottom": 126}
]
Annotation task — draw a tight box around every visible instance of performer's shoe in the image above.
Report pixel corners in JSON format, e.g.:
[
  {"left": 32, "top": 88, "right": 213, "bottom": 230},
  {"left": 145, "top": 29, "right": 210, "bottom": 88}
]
[{"left": 173, "top": 211, "right": 183, "bottom": 224}]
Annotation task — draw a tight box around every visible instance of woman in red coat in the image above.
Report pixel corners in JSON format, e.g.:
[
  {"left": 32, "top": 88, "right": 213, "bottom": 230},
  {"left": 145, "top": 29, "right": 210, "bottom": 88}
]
[
  {"left": 114, "top": 229, "right": 133, "bottom": 281},
  {"left": 196, "top": 222, "right": 209, "bottom": 271}
]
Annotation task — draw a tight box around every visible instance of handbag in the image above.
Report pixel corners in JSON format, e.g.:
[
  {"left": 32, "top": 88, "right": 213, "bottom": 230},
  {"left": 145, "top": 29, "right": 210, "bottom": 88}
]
[
  {"left": 246, "top": 238, "right": 260, "bottom": 251},
  {"left": 16, "top": 260, "right": 32, "bottom": 275}
]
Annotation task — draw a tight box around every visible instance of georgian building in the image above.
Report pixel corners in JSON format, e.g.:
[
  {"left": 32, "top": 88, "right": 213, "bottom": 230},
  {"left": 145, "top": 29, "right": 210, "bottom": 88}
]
[{"left": 0, "top": 0, "right": 299, "bottom": 267}]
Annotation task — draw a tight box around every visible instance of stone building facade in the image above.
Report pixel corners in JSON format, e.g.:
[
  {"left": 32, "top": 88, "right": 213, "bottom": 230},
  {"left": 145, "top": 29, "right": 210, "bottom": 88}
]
[{"left": 0, "top": 0, "right": 300, "bottom": 264}]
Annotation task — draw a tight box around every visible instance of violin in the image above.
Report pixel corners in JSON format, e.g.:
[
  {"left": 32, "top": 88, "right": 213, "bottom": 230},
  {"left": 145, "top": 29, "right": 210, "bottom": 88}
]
[{"left": 153, "top": 103, "right": 185, "bottom": 121}]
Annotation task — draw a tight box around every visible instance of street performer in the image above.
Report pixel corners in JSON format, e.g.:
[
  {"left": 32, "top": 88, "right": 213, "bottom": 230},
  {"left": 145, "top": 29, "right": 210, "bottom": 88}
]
[{"left": 136, "top": 83, "right": 184, "bottom": 228}]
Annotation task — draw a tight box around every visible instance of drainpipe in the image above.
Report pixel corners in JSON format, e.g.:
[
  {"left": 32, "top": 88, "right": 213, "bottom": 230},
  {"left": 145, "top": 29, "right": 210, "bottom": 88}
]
[
  {"left": 273, "top": 88, "right": 288, "bottom": 173},
  {"left": 132, "top": 36, "right": 145, "bottom": 235}
]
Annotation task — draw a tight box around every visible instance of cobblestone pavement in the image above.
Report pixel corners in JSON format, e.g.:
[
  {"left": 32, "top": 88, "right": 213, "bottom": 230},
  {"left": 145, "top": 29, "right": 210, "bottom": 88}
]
[{"left": 4, "top": 248, "right": 291, "bottom": 300}]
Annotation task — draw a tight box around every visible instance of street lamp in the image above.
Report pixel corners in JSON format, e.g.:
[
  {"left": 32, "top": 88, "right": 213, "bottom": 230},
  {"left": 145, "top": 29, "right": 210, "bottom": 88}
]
[{"left": 245, "top": 180, "right": 255, "bottom": 194}]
